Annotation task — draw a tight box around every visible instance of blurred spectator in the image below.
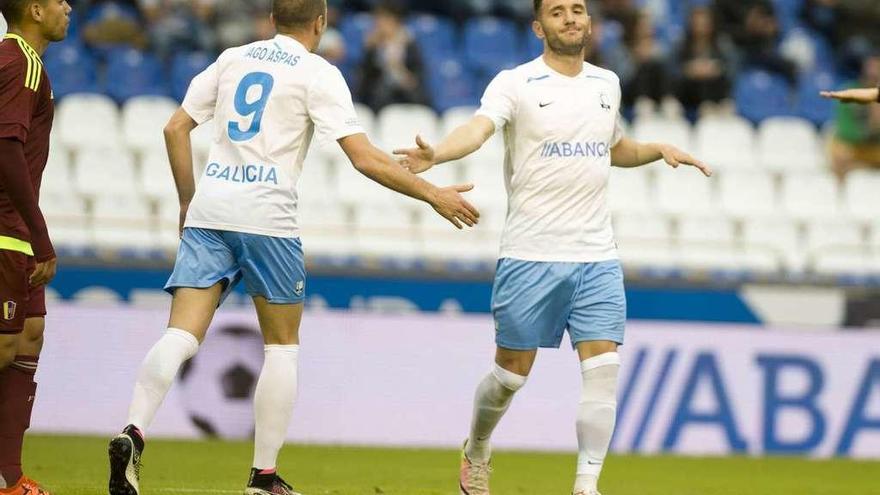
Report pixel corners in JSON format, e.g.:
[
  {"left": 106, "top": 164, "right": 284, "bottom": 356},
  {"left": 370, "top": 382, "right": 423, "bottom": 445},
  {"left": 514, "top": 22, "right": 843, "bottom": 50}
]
[
  {"left": 830, "top": 56, "right": 880, "bottom": 179},
  {"left": 316, "top": 3, "right": 346, "bottom": 65},
  {"left": 356, "top": 0, "right": 429, "bottom": 112},
  {"left": 139, "top": 0, "right": 214, "bottom": 58},
  {"left": 81, "top": 0, "right": 148, "bottom": 49},
  {"left": 674, "top": 7, "right": 734, "bottom": 113},
  {"left": 616, "top": 11, "right": 671, "bottom": 108},
  {"left": 201, "top": 0, "right": 273, "bottom": 50},
  {"left": 738, "top": 2, "right": 798, "bottom": 85}
]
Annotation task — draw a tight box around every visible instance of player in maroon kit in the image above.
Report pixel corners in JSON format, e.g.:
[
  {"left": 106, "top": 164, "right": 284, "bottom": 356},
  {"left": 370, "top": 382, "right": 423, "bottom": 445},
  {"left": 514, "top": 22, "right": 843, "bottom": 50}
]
[{"left": 0, "top": 1, "right": 71, "bottom": 494}]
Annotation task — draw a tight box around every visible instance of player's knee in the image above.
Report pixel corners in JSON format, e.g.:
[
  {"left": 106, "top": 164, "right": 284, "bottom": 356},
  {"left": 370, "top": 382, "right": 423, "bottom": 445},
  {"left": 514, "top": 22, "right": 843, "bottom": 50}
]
[
  {"left": 0, "top": 337, "right": 17, "bottom": 369},
  {"left": 492, "top": 363, "right": 528, "bottom": 393}
]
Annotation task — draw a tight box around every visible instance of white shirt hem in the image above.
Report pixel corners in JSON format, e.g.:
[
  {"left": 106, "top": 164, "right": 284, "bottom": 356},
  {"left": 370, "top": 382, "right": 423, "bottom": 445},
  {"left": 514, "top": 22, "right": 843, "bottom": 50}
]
[
  {"left": 498, "top": 250, "right": 620, "bottom": 264},
  {"left": 185, "top": 221, "right": 301, "bottom": 239}
]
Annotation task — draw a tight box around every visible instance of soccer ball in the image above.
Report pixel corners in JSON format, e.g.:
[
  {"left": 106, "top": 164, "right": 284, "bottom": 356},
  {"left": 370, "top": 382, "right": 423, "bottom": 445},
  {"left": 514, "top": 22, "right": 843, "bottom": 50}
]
[{"left": 178, "top": 324, "right": 265, "bottom": 439}]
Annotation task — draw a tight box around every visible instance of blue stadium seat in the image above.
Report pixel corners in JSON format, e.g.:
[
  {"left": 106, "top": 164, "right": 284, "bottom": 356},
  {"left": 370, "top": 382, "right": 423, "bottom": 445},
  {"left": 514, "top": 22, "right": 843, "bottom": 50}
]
[
  {"left": 734, "top": 70, "right": 795, "bottom": 124},
  {"left": 104, "top": 48, "right": 169, "bottom": 103},
  {"left": 406, "top": 14, "right": 457, "bottom": 58},
  {"left": 42, "top": 41, "right": 99, "bottom": 99},
  {"left": 339, "top": 12, "right": 374, "bottom": 68},
  {"left": 170, "top": 51, "right": 214, "bottom": 102},
  {"left": 426, "top": 57, "right": 479, "bottom": 112},
  {"left": 523, "top": 32, "right": 543, "bottom": 60},
  {"left": 463, "top": 17, "right": 521, "bottom": 77},
  {"left": 797, "top": 70, "right": 837, "bottom": 126},
  {"left": 773, "top": 0, "right": 804, "bottom": 33}
]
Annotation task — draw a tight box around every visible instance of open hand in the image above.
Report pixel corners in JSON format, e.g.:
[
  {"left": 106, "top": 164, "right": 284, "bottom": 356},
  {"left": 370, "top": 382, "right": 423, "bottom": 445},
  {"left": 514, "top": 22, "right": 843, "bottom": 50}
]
[
  {"left": 430, "top": 183, "right": 480, "bottom": 229},
  {"left": 394, "top": 135, "right": 436, "bottom": 174},
  {"left": 659, "top": 144, "right": 712, "bottom": 177}
]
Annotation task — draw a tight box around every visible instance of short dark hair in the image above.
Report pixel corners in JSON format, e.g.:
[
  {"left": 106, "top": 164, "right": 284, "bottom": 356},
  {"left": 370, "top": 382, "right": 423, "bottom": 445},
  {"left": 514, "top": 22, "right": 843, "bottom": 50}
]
[
  {"left": 1, "top": 0, "right": 41, "bottom": 27},
  {"left": 534, "top": 0, "right": 543, "bottom": 16},
  {"left": 273, "top": 0, "right": 326, "bottom": 31},
  {"left": 374, "top": 0, "right": 407, "bottom": 19}
]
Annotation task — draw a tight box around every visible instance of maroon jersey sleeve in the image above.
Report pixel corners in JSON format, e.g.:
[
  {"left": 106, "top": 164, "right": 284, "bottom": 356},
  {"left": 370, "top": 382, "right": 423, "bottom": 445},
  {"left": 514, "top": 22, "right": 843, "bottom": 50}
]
[{"left": 0, "top": 56, "right": 34, "bottom": 143}]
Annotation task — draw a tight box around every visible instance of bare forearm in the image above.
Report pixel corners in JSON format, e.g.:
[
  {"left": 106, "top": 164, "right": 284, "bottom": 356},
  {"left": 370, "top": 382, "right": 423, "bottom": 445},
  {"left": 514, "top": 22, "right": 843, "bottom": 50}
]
[
  {"left": 611, "top": 139, "right": 662, "bottom": 168},
  {"left": 354, "top": 146, "right": 438, "bottom": 203},
  {"left": 434, "top": 121, "right": 493, "bottom": 165},
  {"left": 164, "top": 127, "right": 196, "bottom": 205}
]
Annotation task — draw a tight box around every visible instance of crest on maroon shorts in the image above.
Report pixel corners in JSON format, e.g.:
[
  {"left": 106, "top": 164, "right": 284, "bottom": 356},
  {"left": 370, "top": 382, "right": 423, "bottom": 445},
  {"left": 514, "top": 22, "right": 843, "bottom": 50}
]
[{"left": 2, "top": 300, "right": 16, "bottom": 321}]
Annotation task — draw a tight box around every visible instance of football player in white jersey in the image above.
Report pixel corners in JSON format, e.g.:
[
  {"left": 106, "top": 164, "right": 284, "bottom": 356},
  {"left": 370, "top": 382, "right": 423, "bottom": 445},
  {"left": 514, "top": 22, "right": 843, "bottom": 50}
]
[
  {"left": 107, "top": 1, "right": 479, "bottom": 494},
  {"left": 396, "top": 1, "right": 710, "bottom": 494}
]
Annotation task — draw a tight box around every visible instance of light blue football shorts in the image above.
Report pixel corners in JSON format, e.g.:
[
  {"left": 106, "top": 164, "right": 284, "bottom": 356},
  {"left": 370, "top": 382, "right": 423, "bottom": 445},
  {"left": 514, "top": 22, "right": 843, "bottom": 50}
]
[
  {"left": 165, "top": 228, "right": 306, "bottom": 305},
  {"left": 491, "top": 258, "right": 627, "bottom": 350}
]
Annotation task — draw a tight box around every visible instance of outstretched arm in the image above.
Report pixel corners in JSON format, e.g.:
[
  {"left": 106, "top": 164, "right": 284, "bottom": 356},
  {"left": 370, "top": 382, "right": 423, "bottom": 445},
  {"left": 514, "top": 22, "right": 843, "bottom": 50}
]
[
  {"left": 394, "top": 116, "right": 496, "bottom": 173},
  {"left": 339, "top": 133, "right": 480, "bottom": 229},
  {"left": 821, "top": 87, "right": 880, "bottom": 105},
  {"left": 611, "top": 137, "right": 712, "bottom": 177}
]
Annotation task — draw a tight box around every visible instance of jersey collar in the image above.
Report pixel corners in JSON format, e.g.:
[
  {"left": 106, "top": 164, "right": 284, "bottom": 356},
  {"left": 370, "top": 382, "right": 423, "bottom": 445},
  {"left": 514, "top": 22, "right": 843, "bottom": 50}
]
[
  {"left": 3, "top": 33, "right": 42, "bottom": 61},
  {"left": 273, "top": 34, "right": 307, "bottom": 53}
]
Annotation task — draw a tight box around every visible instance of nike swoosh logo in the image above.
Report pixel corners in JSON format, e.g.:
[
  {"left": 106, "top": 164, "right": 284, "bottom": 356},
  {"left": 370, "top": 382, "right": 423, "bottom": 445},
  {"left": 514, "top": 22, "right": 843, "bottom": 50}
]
[
  {"left": 539, "top": 102, "right": 554, "bottom": 108},
  {"left": 587, "top": 460, "right": 603, "bottom": 465}
]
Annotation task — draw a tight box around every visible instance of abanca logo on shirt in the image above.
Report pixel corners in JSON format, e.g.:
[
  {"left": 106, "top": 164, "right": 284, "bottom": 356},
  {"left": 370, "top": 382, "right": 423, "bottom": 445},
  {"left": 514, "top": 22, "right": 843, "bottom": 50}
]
[{"left": 540, "top": 141, "right": 610, "bottom": 159}]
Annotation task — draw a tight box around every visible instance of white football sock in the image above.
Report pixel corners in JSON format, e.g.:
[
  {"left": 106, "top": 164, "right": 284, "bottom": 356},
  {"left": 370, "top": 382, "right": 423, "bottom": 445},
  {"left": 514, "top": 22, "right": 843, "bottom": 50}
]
[
  {"left": 252, "top": 345, "right": 300, "bottom": 470},
  {"left": 465, "top": 364, "right": 528, "bottom": 463},
  {"left": 127, "top": 328, "right": 200, "bottom": 431},
  {"left": 574, "top": 352, "right": 620, "bottom": 493}
]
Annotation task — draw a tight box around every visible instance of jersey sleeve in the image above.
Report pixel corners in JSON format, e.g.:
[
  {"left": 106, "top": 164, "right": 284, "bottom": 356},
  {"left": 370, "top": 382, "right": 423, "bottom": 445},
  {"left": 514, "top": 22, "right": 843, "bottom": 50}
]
[
  {"left": 476, "top": 70, "right": 517, "bottom": 132},
  {"left": 0, "top": 58, "right": 35, "bottom": 143},
  {"left": 610, "top": 77, "right": 625, "bottom": 146},
  {"left": 306, "top": 64, "right": 364, "bottom": 143},
  {"left": 181, "top": 61, "right": 220, "bottom": 124}
]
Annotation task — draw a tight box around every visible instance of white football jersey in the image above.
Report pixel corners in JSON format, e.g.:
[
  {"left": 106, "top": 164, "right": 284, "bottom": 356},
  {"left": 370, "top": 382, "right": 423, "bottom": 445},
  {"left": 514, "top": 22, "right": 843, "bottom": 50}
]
[
  {"left": 181, "top": 34, "right": 363, "bottom": 238},
  {"left": 476, "top": 57, "right": 625, "bottom": 263}
]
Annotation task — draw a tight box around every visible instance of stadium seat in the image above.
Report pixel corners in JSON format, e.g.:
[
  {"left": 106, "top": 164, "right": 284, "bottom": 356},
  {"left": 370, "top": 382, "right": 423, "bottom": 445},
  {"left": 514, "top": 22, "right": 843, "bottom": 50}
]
[
  {"left": 416, "top": 203, "right": 493, "bottom": 263},
  {"left": 104, "top": 48, "right": 169, "bottom": 103},
  {"left": 734, "top": 70, "right": 794, "bottom": 124},
  {"left": 156, "top": 200, "right": 182, "bottom": 251},
  {"left": 694, "top": 115, "right": 758, "bottom": 170},
  {"left": 353, "top": 102, "right": 376, "bottom": 137},
  {"left": 463, "top": 17, "right": 520, "bottom": 76},
  {"left": 806, "top": 219, "right": 870, "bottom": 277},
  {"left": 845, "top": 170, "right": 880, "bottom": 222},
  {"left": 460, "top": 136, "right": 507, "bottom": 209},
  {"left": 757, "top": 117, "right": 824, "bottom": 172},
  {"left": 40, "top": 146, "right": 72, "bottom": 197},
  {"left": 122, "top": 95, "right": 179, "bottom": 154},
  {"left": 742, "top": 217, "right": 804, "bottom": 272},
  {"left": 299, "top": 198, "right": 356, "bottom": 257},
  {"left": 335, "top": 156, "right": 402, "bottom": 207},
  {"left": 339, "top": 12, "right": 373, "bottom": 68},
  {"left": 170, "top": 51, "right": 214, "bottom": 102},
  {"left": 676, "top": 216, "right": 744, "bottom": 272},
  {"left": 780, "top": 171, "right": 841, "bottom": 220},
  {"left": 441, "top": 106, "right": 479, "bottom": 136},
  {"left": 407, "top": 14, "right": 457, "bottom": 57},
  {"left": 613, "top": 212, "right": 677, "bottom": 271},
  {"left": 425, "top": 56, "right": 479, "bottom": 112},
  {"left": 376, "top": 104, "right": 439, "bottom": 149},
  {"left": 56, "top": 93, "right": 121, "bottom": 151},
  {"left": 42, "top": 41, "right": 99, "bottom": 99},
  {"left": 633, "top": 115, "right": 692, "bottom": 151},
  {"left": 798, "top": 70, "right": 837, "bottom": 126},
  {"left": 718, "top": 170, "right": 777, "bottom": 220},
  {"left": 73, "top": 147, "right": 139, "bottom": 198},
  {"left": 608, "top": 167, "right": 653, "bottom": 215},
  {"left": 139, "top": 150, "right": 177, "bottom": 202},
  {"left": 353, "top": 203, "right": 420, "bottom": 260},
  {"left": 41, "top": 193, "right": 91, "bottom": 250},
  {"left": 655, "top": 165, "right": 716, "bottom": 215},
  {"left": 91, "top": 195, "right": 156, "bottom": 250}
]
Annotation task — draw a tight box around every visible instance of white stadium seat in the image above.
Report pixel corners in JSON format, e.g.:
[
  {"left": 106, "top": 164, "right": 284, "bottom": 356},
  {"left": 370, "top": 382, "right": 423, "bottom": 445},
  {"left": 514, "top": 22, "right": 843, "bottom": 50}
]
[
  {"left": 613, "top": 212, "right": 677, "bottom": 270},
  {"left": 718, "top": 170, "right": 777, "bottom": 220},
  {"left": 56, "top": 93, "right": 120, "bottom": 151},
  {"left": 780, "top": 171, "right": 841, "bottom": 220},
  {"left": 441, "top": 106, "right": 479, "bottom": 136},
  {"left": 91, "top": 195, "right": 155, "bottom": 250},
  {"left": 122, "top": 95, "right": 179, "bottom": 154},
  {"left": 608, "top": 167, "right": 653, "bottom": 215},
  {"left": 844, "top": 170, "right": 880, "bottom": 222},
  {"left": 632, "top": 115, "right": 692, "bottom": 151},
  {"left": 41, "top": 145, "right": 73, "bottom": 197},
  {"left": 377, "top": 104, "right": 439, "bottom": 149},
  {"left": 299, "top": 198, "right": 356, "bottom": 257},
  {"left": 655, "top": 166, "right": 716, "bottom": 215},
  {"left": 757, "top": 117, "right": 823, "bottom": 172},
  {"left": 41, "top": 193, "right": 90, "bottom": 249},
  {"left": 695, "top": 115, "right": 758, "bottom": 170},
  {"left": 676, "top": 216, "right": 743, "bottom": 272},
  {"left": 804, "top": 219, "right": 867, "bottom": 276},
  {"left": 742, "top": 217, "right": 804, "bottom": 272},
  {"left": 353, "top": 203, "right": 419, "bottom": 259},
  {"left": 139, "top": 150, "right": 177, "bottom": 201},
  {"left": 353, "top": 102, "right": 376, "bottom": 136},
  {"left": 417, "top": 206, "right": 492, "bottom": 262},
  {"left": 73, "top": 147, "right": 139, "bottom": 198}
]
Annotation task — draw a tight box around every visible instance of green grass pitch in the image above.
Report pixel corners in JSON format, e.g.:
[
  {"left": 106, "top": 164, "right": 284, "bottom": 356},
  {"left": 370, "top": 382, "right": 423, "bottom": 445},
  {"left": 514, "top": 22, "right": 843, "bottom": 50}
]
[{"left": 24, "top": 435, "right": 879, "bottom": 494}]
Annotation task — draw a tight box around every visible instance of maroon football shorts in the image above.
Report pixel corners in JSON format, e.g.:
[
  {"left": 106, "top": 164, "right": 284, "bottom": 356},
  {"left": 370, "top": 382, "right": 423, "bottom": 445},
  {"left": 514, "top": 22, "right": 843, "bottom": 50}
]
[{"left": 0, "top": 250, "right": 46, "bottom": 335}]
